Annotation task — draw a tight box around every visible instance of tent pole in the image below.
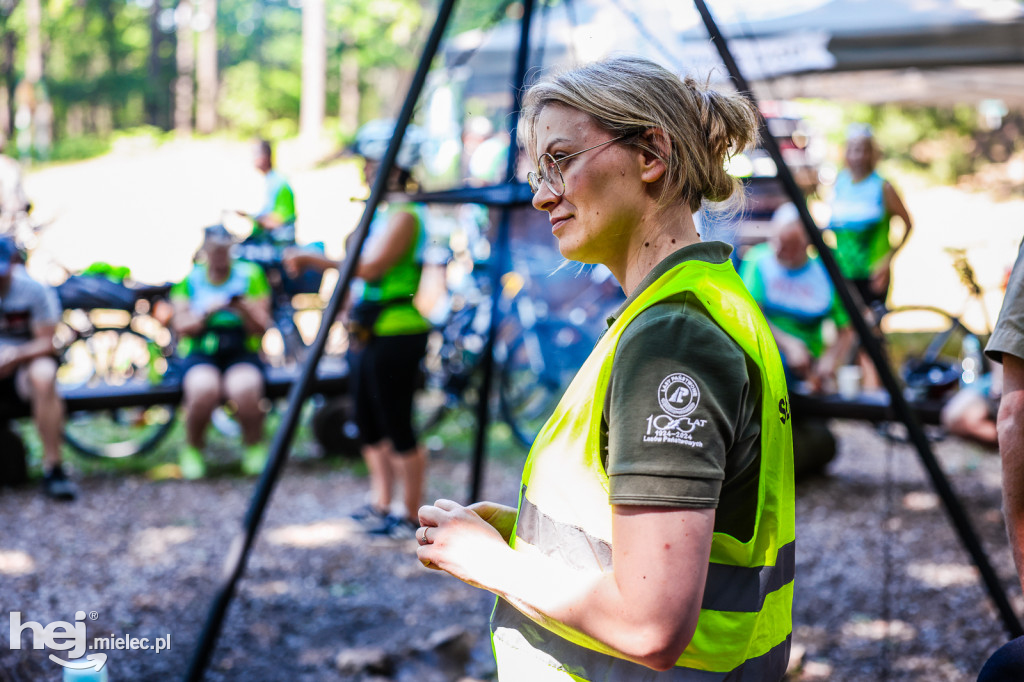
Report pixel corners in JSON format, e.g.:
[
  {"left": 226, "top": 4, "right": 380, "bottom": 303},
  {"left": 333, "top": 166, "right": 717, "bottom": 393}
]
[
  {"left": 692, "top": 0, "right": 1022, "bottom": 639},
  {"left": 469, "top": 0, "right": 536, "bottom": 502},
  {"left": 182, "top": 1, "right": 461, "bottom": 678}
]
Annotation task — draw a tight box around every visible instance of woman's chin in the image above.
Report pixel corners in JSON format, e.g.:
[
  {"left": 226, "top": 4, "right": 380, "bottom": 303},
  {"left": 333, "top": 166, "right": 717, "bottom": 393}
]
[{"left": 555, "top": 239, "right": 584, "bottom": 262}]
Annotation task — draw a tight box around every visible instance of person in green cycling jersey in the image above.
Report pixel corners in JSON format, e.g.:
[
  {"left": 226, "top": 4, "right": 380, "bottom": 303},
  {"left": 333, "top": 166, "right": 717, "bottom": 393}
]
[
  {"left": 285, "top": 120, "right": 430, "bottom": 539},
  {"left": 827, "top": 123, "right": 913, "bottom": 309},
  {"left": 171, "top": 225, "right": 273, "bottom": 479},
  {"left": 741, "top": 203, "right": 856, "bottom": 478},
  {"left": 237, "top": 139, "right": 297, "bottom": 244},
  {"left": 742, "top": 203, "right": 856, "bottom": 393}
]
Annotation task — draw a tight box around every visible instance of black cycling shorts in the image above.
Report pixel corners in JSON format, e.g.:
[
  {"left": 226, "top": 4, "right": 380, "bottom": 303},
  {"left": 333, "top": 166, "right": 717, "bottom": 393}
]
[
  {"left": 348, "top": 332, "right": 428, "bottom": 454},
  {"left": 0, "top": 373, "right": 21, "bottom": 403},
  {"left": 178, "top": 351, "right": 265, "bottom": 379}
]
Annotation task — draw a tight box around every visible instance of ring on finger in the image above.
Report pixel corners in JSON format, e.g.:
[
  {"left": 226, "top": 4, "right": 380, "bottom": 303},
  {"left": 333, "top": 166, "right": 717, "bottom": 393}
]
[{"left": 419, "top": 527, "right": 430, "bottom": 546}]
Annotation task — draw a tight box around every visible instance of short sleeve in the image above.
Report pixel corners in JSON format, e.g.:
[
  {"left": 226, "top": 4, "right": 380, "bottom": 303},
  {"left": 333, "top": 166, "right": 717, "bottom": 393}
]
[
  {"left": 245, "top": 264, "right": 271, "bottom": 299},
  {"left": 272, "top": 184, "right": 296, "bottom": 223},
  {"left": 987, "top": 239, "right": 1024, "bottom": 364},
  {"left": 31, "top": 281, "right": 61, "bottom": 328},
  {"left": 828, "top": 285, "right": 850, "bottom": 329},
  {"left": 738, "top": 246, "right": 766, "bottom": 305},
  {"left": 170, "top": 278, "right": 190, "bottom": 304},
  {"left": 605, "top": 296, "right": 755, "bottom": 509}
]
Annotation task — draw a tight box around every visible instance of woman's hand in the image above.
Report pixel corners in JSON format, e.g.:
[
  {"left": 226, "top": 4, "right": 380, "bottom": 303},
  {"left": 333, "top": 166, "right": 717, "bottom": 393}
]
[
  {"left": 0, "top": 345, "right": 22, "bottom": 379},
  {"left": 171, "top": 307, "right": 205, "bottom": 338},
  {"left": 782, "top": 337, "right": 812, "bottom": 377},
  {"left": 227, "top": 295, "right": 272, "bottom": 335},
  {"left": 870, "top": 256, "right": 892, "bottom": 296},
  {"left": 282, "top": 248, "right": 305, "bottom": 278},
  {"left": 467, "top": 501, "right": 518, "bottom": 542},
  {"left": 416, "top": 499, "right": 511, "bottom": 590}
]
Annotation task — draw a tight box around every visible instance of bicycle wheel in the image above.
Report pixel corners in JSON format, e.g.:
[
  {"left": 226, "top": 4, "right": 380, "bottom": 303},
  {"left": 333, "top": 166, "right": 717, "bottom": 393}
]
[
  {"left": 414, "top": 326, "right": 480, "bottom": 434},
  {"left": 880, "top": 305, "right": 985, "bottom": 401},
  {"left": 59, "top": 326, "right": 177, "bottom": 459},
  {"left": 500, "top": 321, "right": 590, "bottom": 447},
  {"left": 413, "top": 298, "right": 489, "bottom": 435},
  {"left": 311, "top": 394, "right": 362, "bottom": 458}
]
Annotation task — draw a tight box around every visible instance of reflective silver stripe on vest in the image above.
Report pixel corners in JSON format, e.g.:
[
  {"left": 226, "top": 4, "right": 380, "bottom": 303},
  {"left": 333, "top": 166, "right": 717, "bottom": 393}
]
[
  {"left": 517, "top": 496, "right": 795, "bottom": 613},
  {"left": 492, "top": 600, "right": 791, "bottom": 681},
  {"left": 516, "top": 494, "right": 613, "bottom": 571},
  {"left": 701, "top": 541, "right": 796, "bottom": 613}
]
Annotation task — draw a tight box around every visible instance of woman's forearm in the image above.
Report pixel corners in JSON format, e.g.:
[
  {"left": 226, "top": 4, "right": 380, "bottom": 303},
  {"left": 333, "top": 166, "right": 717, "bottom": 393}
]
[
  {"left": 420, "top": 502, "right": 710, "bottom": 671},
  {"left": 492, "top": 551, "right": 696, "bottom": 671}
]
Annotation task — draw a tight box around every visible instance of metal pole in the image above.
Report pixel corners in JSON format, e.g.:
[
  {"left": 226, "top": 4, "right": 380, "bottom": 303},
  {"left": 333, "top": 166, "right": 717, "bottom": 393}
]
[
  {"left": 469, "top": 0, "right": 536, "bottom": 502},
  {"left": 692, "top": 0, "right": 1022, "bottom": 639},
  {"left": 183, "top": 1, "right": 461, "bottom": 678}
]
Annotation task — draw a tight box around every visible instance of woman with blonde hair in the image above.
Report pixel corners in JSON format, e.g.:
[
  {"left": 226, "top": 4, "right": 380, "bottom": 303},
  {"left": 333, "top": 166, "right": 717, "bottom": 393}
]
[{"left": 415, "top": 55, "right": 795, "bottom": 680}]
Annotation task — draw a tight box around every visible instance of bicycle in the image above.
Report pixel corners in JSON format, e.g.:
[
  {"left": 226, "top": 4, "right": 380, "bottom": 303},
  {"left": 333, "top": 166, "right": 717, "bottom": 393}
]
[
  {"left": 415, "top": 260, "right": 621, "bottom": 447},
  {"left": 865, "top": 249, "right": 993, "bottom": 441},
  {"left": 54, "top": 273, "right": 179, "bottom": 459}
]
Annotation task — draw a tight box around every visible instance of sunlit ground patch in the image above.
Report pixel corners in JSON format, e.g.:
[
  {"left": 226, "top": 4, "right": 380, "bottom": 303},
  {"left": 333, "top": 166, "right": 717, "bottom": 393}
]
[
  {"left": 131, "top": 526, "right": 197, "bottom": 564},
  {"left": 265, "top": 519, "right": 356, "bottom": 548},
  {"left": 0, "top": 550, "right": 36, "bottom": 576},
  {"left": 907, "top": 561, "right": 978, "bottom": 588}
]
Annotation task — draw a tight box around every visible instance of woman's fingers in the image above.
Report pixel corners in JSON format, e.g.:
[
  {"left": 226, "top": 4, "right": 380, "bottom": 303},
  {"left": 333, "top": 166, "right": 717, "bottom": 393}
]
[
  {"left": 418, "top": 498, "right": 467, "bottom": 527},
  {"left": 416, "top": 544, "right": 440, "bottom": 570},
  {"left": 417, "top": 503, "right": 446, "bottom": 527}
]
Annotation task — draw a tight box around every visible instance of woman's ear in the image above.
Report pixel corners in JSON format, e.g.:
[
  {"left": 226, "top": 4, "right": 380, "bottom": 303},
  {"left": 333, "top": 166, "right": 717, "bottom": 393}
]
[{"left": 638, "top": 127, "right": 670, "bottom": 185}]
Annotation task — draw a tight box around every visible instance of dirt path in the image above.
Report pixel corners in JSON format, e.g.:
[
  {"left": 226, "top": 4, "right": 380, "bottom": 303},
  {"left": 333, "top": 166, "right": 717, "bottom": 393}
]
[{"left": 0, "top": 422, "right": 1018, "bottom": 681}]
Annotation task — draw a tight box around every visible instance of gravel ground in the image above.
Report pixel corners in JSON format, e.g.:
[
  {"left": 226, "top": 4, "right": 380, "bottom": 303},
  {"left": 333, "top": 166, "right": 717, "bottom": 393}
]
[{"left": 0, "top": 420, "right": 1018, "bottom": 681}]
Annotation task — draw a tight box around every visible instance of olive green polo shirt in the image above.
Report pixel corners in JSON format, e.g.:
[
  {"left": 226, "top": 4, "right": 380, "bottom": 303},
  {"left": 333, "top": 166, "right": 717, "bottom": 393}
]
[
  {"left": 602, "top": 241, "right": 762, "bottom": 542},
  {"left": 987, "top": 237, "right": 1024, "bottom": 365}
]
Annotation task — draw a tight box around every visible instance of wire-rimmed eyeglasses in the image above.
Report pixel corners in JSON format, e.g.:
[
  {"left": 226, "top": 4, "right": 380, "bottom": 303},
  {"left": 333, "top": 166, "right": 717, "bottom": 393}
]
[{"left": 527, "top": 136, "right": 625, "bottom": 197}]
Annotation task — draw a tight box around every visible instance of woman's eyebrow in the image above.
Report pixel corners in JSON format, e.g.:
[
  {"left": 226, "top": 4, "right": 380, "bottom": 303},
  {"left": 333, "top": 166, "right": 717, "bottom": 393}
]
[{"left": 542, "top": 136, "right": 570, "bottom": 154}]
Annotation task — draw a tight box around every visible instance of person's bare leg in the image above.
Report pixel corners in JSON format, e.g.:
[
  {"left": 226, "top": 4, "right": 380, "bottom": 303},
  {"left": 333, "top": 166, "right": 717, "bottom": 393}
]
[
  {"left": 182, "top": 364, "right": 222, "bottom": 449},
  {"left": 18, "top": 357, "right": 64, "bottom": 469},
  {"left": 942, "top": 391, "right": 998, "bottom": 447},
  {"left": 223, "top": 363, "right": 265, "bottom": 445},
  {"left": 858, "top": 350, "right": 881, "bottom": 391},
  {"left": 363, "top": 440, "right": 394, "bottom": 512},
  {"left": 393, "top": 445, "right": 426, "bottom": 523}
]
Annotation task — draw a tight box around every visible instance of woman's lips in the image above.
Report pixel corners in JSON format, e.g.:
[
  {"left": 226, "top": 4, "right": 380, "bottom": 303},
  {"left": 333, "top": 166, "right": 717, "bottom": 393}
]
[{"left": 550, "top": 215, "right": 571, "bottom": 233}]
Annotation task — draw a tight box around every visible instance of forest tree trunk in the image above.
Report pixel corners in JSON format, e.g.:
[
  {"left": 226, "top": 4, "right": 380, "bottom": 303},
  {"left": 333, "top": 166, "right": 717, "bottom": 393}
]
[
  {"left": 339, "top": 46, "right": 359, "bottom": 135},
  {"left": 174, "top": 0, "right": 195, "bottom": 136},
  {"left": 195, "top": 0, "right": 218, "bottom": 134},
  {"left": 300, "top": 0, "right": 326, "bottom": 145}
]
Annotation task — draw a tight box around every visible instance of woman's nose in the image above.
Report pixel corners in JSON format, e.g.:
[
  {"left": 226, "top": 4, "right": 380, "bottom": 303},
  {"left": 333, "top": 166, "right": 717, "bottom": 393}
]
[{"left": 531, "top": 182, "right": 559, "bottom": 211}]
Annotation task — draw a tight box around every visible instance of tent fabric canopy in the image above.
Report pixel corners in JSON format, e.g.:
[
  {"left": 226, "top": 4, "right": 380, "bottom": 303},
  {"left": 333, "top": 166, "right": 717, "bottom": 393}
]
[{"left": 446, "top": 0, "right": 1024, "bottom": 103}]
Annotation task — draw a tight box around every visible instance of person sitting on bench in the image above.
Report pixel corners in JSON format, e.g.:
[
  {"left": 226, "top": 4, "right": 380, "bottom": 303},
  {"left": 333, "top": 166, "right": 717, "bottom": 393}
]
[
  {"left": 0, "top": 236, "right": 75, "bottom": 500},
  {"left": 740, "top": 203, "right": 856, "bottom": 477},
  {"left": 170, "top": 225, "right": 272, "bottom": 479},
  {"left": 940, "top": 363, "right": 999, "bottom": 448}
]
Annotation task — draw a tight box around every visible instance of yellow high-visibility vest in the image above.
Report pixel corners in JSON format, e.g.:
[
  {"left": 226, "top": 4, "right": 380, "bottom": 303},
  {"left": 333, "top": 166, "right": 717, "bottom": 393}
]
[{"left": 491, "top": 257, "right": 795, "bottom": 681}]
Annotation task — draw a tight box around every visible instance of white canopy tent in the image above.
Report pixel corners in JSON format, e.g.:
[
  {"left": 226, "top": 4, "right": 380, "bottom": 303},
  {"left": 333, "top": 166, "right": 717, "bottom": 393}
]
[{"left": 445, "top": 0, "right": 1024, "bottom": 104}]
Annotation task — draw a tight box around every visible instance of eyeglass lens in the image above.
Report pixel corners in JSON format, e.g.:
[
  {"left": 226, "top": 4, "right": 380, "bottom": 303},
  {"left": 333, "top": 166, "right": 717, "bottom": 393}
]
[{"left": 540, "top": 155, "right": 564, "bottom": 196}]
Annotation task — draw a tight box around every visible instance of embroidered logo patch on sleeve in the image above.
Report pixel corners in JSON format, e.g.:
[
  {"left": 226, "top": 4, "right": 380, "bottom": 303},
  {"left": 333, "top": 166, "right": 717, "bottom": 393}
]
[
  {"left": 658, "top": 373, "right": 700, "bottom": 416},
  {"left": 646, "top": 373, "right": 707, "bottom": 447}
]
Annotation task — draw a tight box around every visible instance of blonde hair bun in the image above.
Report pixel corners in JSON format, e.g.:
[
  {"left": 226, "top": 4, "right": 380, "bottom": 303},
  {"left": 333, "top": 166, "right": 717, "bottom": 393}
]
[{"left": 521, "top": 55, "right": 760, "bottom": 212}]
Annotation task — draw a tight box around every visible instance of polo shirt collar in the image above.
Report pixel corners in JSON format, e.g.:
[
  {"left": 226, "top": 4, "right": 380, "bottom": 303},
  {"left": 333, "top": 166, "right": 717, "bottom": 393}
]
[{"left": 606, "top": 240, "right": 734, "bottom": 327}]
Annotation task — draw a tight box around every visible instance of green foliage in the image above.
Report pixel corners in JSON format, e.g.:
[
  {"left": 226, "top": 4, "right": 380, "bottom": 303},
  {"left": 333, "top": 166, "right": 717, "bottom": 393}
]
[
  {"left": 798, "top": 99, "right": 1018, "bottom": 186},
  {"left": 48, "top": 133, "right": 111, "bottom": 162},
  {"left": 218, "top": 61, "right": 271, "bottom": 135},
  {"left": 6, "top": 0, "right": 439, "bottom": 155}
]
